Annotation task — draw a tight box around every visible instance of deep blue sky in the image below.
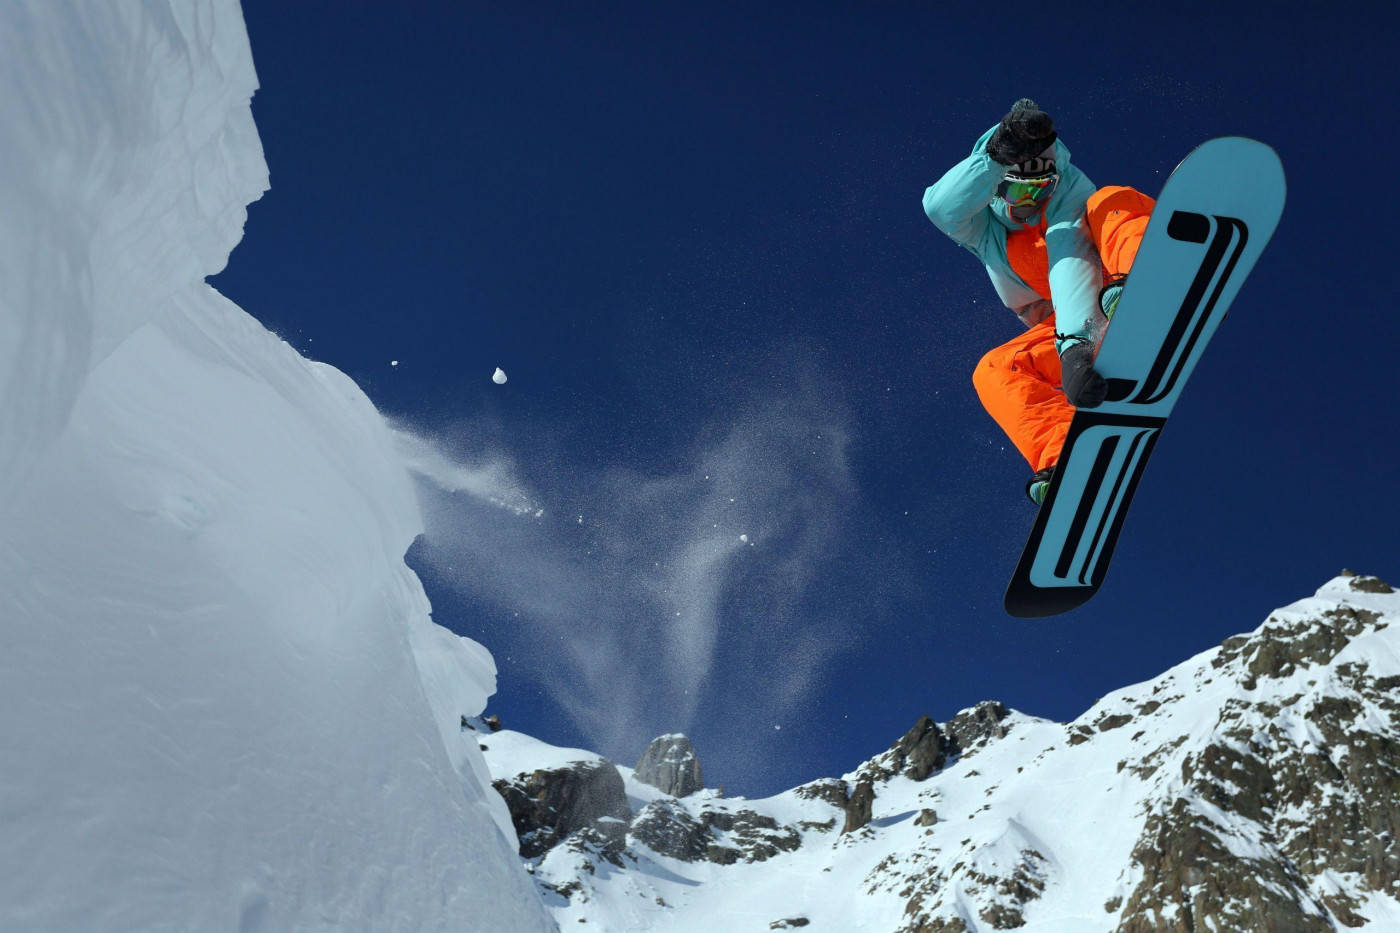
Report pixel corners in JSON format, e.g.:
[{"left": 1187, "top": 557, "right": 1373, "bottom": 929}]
[{"left": 217, "top": 1, "right": 1397, "bottom": 797}]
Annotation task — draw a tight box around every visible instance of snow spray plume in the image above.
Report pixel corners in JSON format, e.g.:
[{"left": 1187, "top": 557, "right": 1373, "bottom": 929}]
[
  {"left": 400, "top": 380, "right": 862, "bottom": 788},
  {"left": 390, "top": 425, "right": 542, "bottom": 518}
]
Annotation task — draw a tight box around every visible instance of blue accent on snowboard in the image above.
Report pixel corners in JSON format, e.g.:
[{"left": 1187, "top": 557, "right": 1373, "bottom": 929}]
[{"left": 1005, "top": 137, "right": 1286, "bottom": 618}]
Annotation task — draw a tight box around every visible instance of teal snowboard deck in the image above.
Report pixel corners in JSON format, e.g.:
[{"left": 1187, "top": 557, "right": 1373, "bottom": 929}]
[{"left": 1005, "top": 137, "right": 1286, "bottom": 618}]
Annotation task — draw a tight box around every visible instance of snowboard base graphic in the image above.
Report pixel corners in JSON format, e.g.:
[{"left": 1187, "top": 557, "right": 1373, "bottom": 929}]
[{"left": 1004, "top": 137, "right": 1286, "bottom": 618}]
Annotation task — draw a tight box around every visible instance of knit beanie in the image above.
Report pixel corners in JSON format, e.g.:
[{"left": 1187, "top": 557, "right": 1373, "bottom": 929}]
[{"left": 1005, "top": 143, "right": 1057, "bottom": 180}]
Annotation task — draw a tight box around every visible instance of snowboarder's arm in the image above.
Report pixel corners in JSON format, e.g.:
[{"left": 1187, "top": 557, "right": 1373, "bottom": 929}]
[
  {"left": 922, "top": 128, "right": 1005, "bottom": 255},
  {"left": 1044, "top": 166, "right": 1104, "bottom": 352},
  {"left": 1016, "top": 297, "right": 1054, "bottom": 328}
]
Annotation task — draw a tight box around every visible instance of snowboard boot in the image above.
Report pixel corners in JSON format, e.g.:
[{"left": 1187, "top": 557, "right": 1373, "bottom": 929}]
[
  {"left": 1025, "top": 466, "right": 1054, "bottom": 506},
  {"left": 1099, "top": 274, "right": 1127, "bottom": 321}
]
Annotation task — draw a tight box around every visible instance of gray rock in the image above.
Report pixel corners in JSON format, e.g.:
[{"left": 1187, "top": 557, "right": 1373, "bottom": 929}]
[
  {"left": 944, "top": 701, "right": 1012, "bottom": 759},
  {"left": 793, "top": 777, "right": 849, "bottom": 810},
  {"left": 1116, "top": 600, "right": 1400, "bottom": 932},
  {"left": 634, "top": 734, "right": 705, "bottom": 797},
  {"left": 629, "top": 799, "right": 709, "bottom": 861},
  {"left": 1347, "top": 572, "right": 1395, "bottom": 594},
  {"left": 842, "top": 779, "right": 875, "bottom": 834},
  {"left": 893, "top": 716, "right": 947, "bottom": 781},
  {"left": 492, "top": 759, "right": 631, "bottom": 861},
  {"left": 702, "top": 808, "right": 801, "bottom": 863},
  {"left": 629, "top": 800, "right": 802, "bottom": 864}
]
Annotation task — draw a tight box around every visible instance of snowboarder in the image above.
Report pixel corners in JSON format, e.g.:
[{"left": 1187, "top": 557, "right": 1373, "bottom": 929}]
[{"left": 923, "top": 99, "right": 1155, "bottom": 504}]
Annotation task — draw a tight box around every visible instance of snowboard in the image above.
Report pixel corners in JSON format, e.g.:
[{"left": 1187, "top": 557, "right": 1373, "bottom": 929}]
[{"left": 1004, "top": 137, "right": 1286, "bottom": 618}]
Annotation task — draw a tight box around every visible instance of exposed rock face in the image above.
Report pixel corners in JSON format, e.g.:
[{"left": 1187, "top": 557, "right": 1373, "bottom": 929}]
[
  {"left": 858, "top": 716, "right": 948, "bottom": 784},
  {"left": 485, "top": 573, "right": 1400, "bottom": 933},
  {"left": 492, "top": 760, "right": 631, "bottom": 862},
  {"left": 868, "top": 575, "right": 1400, "bottom": 931},
  {"left": 892, "top": 716, "right": 947, "bottom": 780},
  {"left": 698, "top": 808, "right": 803, "bottom": 864},
  {"left": 1342, "top": 569, "right": 1394, "bottom": 594},
  {"left": 841, "top": 779, "right": 875, "bottom": 834},
  {"left": 630, "top": 799, "right": 803, "bottom": 864},
  {"left": 629, "top": 799, "right": 708, "bottom": 862},
  {"left": 634, "top": 733, "right": 704, "bottom": 797},
  {"left": 793, "top": 777, "right": 849, "bottom": 810},
  {"left": 944, "top": 701, "right": 1012, "bottom": 758},
  {"left": 491, "top": 735, "right": 811, "bottom": 892},
  {"left": 1117, "top": 583, "right": 1400, "bottom": 932},
  {"left": 860, "top": 705, "right": 1019, "bottom": 789}
]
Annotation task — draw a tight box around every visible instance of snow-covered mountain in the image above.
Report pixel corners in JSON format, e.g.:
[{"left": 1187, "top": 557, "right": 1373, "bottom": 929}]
[
  {"left": 481, "top": 572, "right": 1400, "bottom": 932},
  {"left": 0, "top": 4, "right": 551, "bottom": 930}
]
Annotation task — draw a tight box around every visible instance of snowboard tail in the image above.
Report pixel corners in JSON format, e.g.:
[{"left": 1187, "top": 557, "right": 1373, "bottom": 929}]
[
  {"left": 1004, "top": 138, "right": 1285, "bottom": 618},
  {"left": 1005, "top": 414, "right": 1162, "bottom": 617}
]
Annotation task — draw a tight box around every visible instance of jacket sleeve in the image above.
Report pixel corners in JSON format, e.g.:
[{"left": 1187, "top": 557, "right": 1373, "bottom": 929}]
[
  {"left": 922, "top": 126, "right": 1005, "bottom": 257},
  {"left": 1043, "top": 163, "right": 1104, "bottom": 352}
]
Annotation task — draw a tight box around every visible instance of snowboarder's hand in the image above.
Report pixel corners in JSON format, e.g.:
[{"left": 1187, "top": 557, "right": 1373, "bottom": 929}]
[
  {"left": 986, "top": 98, "right": 1058, "bottom": 166},
  {"left": 1060, "top": 343, "right": 1107, "bottom": 408}
]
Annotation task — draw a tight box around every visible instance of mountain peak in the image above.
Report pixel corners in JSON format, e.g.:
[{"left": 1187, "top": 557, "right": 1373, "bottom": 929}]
[{"left": 635, "top": 734, "right": 705, "bottom": 798}]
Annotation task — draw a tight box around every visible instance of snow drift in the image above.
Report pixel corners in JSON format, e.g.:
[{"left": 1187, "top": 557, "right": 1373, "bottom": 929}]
[{"left": 0, "top": 3, "right": 551, "bottom": 930}]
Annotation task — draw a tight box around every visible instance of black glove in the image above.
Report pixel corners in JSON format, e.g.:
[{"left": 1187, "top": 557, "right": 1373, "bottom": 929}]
[
  {"left": 986, "top": 98, "right": 1058, "bottom": 166},
  {"left": 1060, "top": 342, "right": 1107, "bottom": 408}
]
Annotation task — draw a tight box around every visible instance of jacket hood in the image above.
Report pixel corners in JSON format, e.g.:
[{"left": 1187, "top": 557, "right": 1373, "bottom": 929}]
[{"left": 991, "top": 198, "right": 1025, "bottom": 230}]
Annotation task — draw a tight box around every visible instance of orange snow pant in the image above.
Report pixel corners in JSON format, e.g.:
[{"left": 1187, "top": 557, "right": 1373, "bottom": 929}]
[{"left": 972, "top": 186, "right": 1155, "bottom": 473}]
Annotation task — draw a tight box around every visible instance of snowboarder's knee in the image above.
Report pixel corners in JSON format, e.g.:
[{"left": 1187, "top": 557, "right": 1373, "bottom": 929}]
[{"left": 972, "top": 347, "right": 1004, "bottom": 396}]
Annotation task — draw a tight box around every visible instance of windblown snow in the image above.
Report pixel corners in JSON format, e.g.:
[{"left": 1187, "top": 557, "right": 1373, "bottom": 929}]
[{"left": 0, "top": 3, "right": 551, "bottom": 931}]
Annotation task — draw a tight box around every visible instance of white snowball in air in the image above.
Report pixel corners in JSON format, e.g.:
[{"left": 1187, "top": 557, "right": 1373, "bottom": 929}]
[
  {"left": 492, "top": 367, "right": 507, "bottom": 385},
  {"left": 739, "top": 534, "right": 749, "bottom": 543}
]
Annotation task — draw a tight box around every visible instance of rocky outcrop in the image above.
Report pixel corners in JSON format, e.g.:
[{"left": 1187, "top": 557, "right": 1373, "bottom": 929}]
[
  {"left": 1116, "top": 575, "right": 1400, "bottom": 932},
  {"left": 492, "top": 734, "right": 807, "bottom": 879},
  {"left": 892, "top": 716, "right": 947, "bottom": 780},
  {"left": 493, "top": 760, "right": 631, "bottom": 862},
  {"left": 793, "top": 777, "right": 849, "bottom": 810},
  {"left": 1119, "top": 796, "right": 1336, "bottom": 933},
  {"left": 489, "top": 573, "right": 1400, "bottom": 933},
  {"left": 702, "top": 808, "right": 802, "bottom": 864},
  {"left": 859, "top": 706, "right": 1018, "bottom": 788},
  {"left": 858, "top": 715, "right": 948, "bottom": 785},
  {"left": 1342, "top": 569, "right": 1394, "bottom": 594},
  {"left": 630, "top": 799, "right": 803, "bottom": 864},
  {"left": 944, "top": 701, "right": 1012, "bottom": 759},
  {"left": 634, "top": 733, "right": 704, "bottom": 797},
  {"left": 841, "top": 779, "right": 875, "bottom": 834},
  {"left": 629, "top": 799, "right": 709, "bottom": 861}
]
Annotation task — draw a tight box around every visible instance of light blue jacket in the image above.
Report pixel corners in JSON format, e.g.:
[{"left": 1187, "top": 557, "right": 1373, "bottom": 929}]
[{"left": 923, "top": 125, "right": 1102, "bottom": 351}]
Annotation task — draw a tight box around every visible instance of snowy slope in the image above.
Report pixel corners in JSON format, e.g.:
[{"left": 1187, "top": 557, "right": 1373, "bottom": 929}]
[
  {"left": 483, "top": 574, "right": 1400, "bottom": 932},
  {"left": 0, "top": 3, "right": 551, "bottom": 931}
]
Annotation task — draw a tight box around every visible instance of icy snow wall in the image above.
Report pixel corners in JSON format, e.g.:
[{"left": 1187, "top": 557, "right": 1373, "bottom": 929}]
[{"left": 0, "top": 3, "right": 553, "bottom": 931}]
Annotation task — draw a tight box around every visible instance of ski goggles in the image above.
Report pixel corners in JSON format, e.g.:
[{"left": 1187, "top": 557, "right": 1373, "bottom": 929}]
[{"left": 998, "top": 173, "right": 1059, "bottom": 208}]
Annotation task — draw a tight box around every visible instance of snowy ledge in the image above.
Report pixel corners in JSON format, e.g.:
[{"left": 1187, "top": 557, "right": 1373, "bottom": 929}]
[{"left": 0, "top": 4, "right": 551, "bottom": 930}]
